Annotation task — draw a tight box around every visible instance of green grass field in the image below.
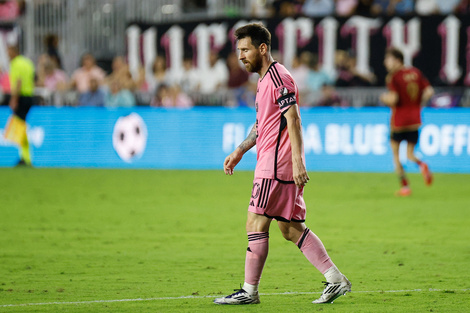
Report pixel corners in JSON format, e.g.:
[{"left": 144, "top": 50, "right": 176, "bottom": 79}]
[{"left": 0, "top": 168, "right": 469, "bottom": 312}]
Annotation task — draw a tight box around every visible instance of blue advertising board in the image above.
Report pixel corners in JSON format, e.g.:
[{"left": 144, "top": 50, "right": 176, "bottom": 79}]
[{"left": 1, "top": 106, "right": 469, "bottom": 173}]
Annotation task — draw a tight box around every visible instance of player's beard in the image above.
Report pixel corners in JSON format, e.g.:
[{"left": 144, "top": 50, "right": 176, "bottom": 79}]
[{"left": 243, "top": 53, "right": 262, "bottom": 73}]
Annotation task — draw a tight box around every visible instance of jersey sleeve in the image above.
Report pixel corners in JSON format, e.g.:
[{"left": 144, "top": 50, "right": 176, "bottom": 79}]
[{"left": 275, "top": 74, "right": 298, "bottom": 113}]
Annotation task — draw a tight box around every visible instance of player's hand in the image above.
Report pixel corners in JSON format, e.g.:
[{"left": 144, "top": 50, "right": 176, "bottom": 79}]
[
  {"left": 9, "top": 97, "right": 18, "bottom": 112},
  {"left": 223, "top": 149, "right": 243, "bottom": 175},
  {"left": 380, "top": 91, "right": 398, "bottom": 107},
  {"left": 293, "top": 161, "right": 309, "bottom": 188}
]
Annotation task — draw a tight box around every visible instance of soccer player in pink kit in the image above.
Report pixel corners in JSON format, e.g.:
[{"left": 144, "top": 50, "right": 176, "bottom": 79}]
[{"left": 214, "top": 23, "right": 351, "bottom": 305}]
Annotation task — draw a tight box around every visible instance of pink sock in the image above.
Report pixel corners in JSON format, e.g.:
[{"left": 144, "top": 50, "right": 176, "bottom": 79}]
[
  {"left": 296, "top": 228, "right": 334, "bottom": 274},
  {"left": 244, "top": 232, "right": 269, "bottom": 285}
]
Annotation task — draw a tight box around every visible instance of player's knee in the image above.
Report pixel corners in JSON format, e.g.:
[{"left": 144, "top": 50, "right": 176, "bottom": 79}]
[
  {"left": 280, "top": 228, "right": 295, "bottom": 242},
  {"left": 281, "top": 231, "right": 291, "bottom": 241},
  {"left": 246, "top": 215, "right": 271, "bottom": 232}
]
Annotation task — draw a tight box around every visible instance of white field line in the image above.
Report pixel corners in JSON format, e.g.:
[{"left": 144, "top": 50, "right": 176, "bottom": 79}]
[{"left": 0, "top": 288, "right": 468, "bottom": 308}]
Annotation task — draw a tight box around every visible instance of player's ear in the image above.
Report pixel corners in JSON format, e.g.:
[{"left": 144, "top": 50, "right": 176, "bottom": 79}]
[{"left": 259, "top": 43, "right": 267, "bottom": 56}]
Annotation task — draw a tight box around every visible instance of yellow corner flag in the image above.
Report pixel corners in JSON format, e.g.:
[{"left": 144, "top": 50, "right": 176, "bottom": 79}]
[{"left": 4, "top": 114, "right": 27, "bottom": 146}]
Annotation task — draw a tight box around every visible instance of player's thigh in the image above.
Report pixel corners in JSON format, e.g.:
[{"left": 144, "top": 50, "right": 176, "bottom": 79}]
[
  {"left": 390, "top": 139, "right": 400, "bottom": 157},
  {"left": 246, "top": 211, "right": 272, "bottom": 233},
  {"left": 406, "top": 141, "right": 417, "bottom": 157},
  {"left": 277, "top": 220, "right": 306, "bottom": 242}
]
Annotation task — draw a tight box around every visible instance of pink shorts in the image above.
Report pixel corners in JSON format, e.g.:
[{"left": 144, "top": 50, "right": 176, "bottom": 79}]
[{"left": 248, "top": 177, "right": 306, "bottom": 222}]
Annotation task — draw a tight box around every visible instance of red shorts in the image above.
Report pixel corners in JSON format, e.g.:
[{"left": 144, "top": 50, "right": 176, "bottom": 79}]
[{"left": 248, "top": 177, "right": 306, "bottom": 222}]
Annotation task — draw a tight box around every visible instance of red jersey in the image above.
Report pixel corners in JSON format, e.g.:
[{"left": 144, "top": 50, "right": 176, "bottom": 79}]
[{"left": 386, "top": 66, "right": 430, "bottom": 131}]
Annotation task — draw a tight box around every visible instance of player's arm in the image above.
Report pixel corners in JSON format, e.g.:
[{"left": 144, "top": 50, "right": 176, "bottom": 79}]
[
  {"left": 9, "top": 79, "right": 21, "bottom": 112},
  {"left": 224, "top": 122, "right": 257, "bottom": 175},
  {"left": 284, "top": 104, "right": 309, "bottom": 188},
  {"left": 380, "top": 90, "right": 398, "bottom": 107},
  {"left": 421, "top": 86, "right": 434, "bottom": 106}
]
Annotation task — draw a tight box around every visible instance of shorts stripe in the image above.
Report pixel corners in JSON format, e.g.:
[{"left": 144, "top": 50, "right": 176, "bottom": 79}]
[
  {"left": 258, "top": 179, "right": 272, "bottom": 209},
  {"left": 258, "top": 179, "right": 266, "bottom": 208},
  {"left": 249, "top": 177, "right": 306, "bottom": 223}
]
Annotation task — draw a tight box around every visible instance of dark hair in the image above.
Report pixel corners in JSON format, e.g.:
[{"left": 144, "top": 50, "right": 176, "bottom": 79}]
[
  {"left": 234, "top": 23, "right": 271, "bottom": 49},
  {"left": 44, "top": 34, "right": 58, "bottom": 48},
  {"left": 80, "top": 53, "right": 95, "bottom": 66},
  {"left": 385, "top": 47, "right": 404, "bottom": 64}
]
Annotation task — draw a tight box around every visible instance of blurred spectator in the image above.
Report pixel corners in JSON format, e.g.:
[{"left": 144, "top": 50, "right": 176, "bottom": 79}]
[
  {"left": 334, "top": 50, "right": 353, "bottom": 86},
  {"left": 227, "top": 51, "right": 249, "bottom": 89},
  {"left": 270, "top": 0, "right": 302, "bottom": 17},
  {"left": 146, "top": 55, "right": 170, "bottom": 95},
  {"left": 415, "top": 0, "right": 438, "bottom": 14},
  {"left": 436, "top": 0, "right": 462, "bottom": 14},
  {"left": 70, "top": 53, "right": 106, "bottom": 94},
  {"left": 150, "top": 84, "right": 193, "bottom": 108},
  {"left": 355, "top": 0, "right": 374, "bottom": 15},
  {"left": 226, "top": 51, "right": 252, "bottom": 107},
  {"left": 104, "top": 56, "right": 136, "bottom": 91},
  {"left": 348, "top": 54, "right": 376, "bottom": 86},
  {"left": 44, "top": 34, "right": 62, "bottom": 69},
  {"left": 335, "top": 50, "right": 376, "bottom": 87},
  {"left": 393, "top": 0, "right": 414, "bottom": 15},
  {"left": 105, "top": 80, "right": 136, "bottom": 108},
  {"left": 305, "top": 53, "right": 334, "bottom": 92},
  {"left": 150, "top": 84, "right": 167, "bottom": 107},
  {"left": 316, "top": 84, "right": 348, "bottom": 107},
  {"left": 169, "top": 55, "right": 199, "bottom": 94},
  {"left": 0, "top": 0, "right": 20, "bottom": 20},
  {"left": 36, "top": 55, "right": 68, "bottom": 93},
  {"left": 455, "top": 0, "right": 469, "bottom": 13},
  {"left": 250, "top": 0, "right": 273, "bottom": 17},
  {"left": 169, "top": 85, "right": 193, "bottom": 108},
  {"left": 289, "top": 52, "right": 310, "bottom": 106},
  {"left": 302, "top": 0, "right": 334, "bottom": 17},
  {"left": 78, "top": 78, "right": 105, "bottom": 107},
  {"left": 197, "top": 51, "right": 229, "bottom": 95},
  {"left": 0, "top": 65, "right": 10, "bottom": 95},
  {"left": 371, "top": 0, "right": 395, "bottom": 15},
  {"left": 335, "top": 0, "right": 358, "bottom": 16},
  {"left": 290, "top": 53, "right": 309, "bottom": 94}
]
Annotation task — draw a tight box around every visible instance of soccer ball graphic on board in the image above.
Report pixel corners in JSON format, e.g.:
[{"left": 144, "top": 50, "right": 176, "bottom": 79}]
[{"left": 112, "top": 113, "right": 148, "bottom": 163}]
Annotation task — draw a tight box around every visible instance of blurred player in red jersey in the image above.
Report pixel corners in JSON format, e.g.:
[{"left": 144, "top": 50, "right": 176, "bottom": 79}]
[{"left": 380, "top": 47, "right": 435, "bottom": 196}]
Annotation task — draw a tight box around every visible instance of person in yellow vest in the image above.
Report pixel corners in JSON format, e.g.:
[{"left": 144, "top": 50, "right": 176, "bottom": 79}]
[{"left": 4, "top": 44, "right": 35, "bottom": 166}]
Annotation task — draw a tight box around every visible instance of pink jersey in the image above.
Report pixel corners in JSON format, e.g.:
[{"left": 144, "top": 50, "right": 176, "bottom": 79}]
[{"left": 254, "top": 62, "right": 304, "bottom": 182}]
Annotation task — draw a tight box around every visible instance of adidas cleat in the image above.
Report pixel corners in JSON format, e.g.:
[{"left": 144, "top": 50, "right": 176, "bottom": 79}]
[
  {"left": 312, "top": 275, "right": 351, "bottom": 304},
  {"left": 214, "top": 288, "right": 260, "bottom": 305}
]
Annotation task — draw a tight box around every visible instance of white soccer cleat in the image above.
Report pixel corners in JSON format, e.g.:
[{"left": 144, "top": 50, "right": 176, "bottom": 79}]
[
  {"left": 312, "top": 275, "right": 351, "bottom": 304},
  {"left": 213, "top": 288, "right": 260, "bottom": 305}
]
